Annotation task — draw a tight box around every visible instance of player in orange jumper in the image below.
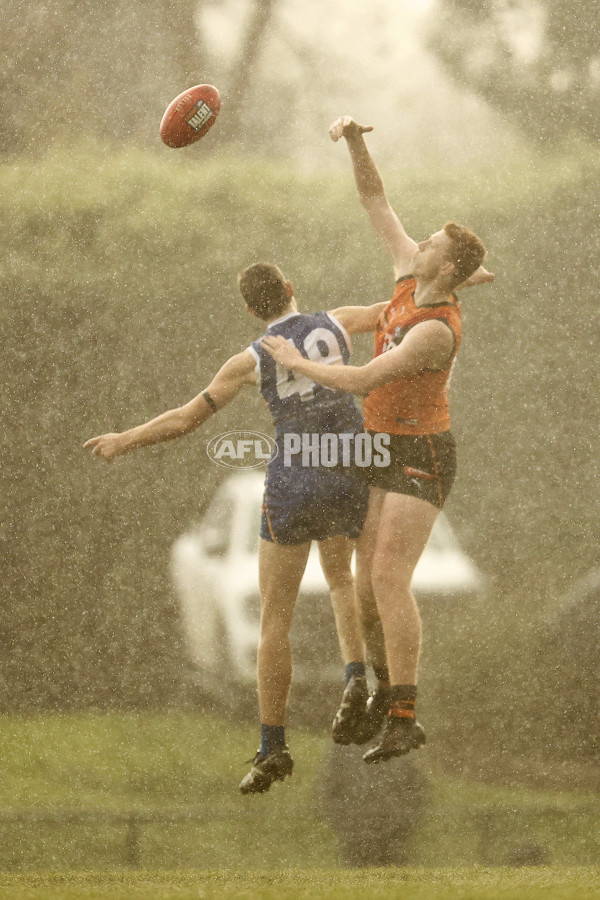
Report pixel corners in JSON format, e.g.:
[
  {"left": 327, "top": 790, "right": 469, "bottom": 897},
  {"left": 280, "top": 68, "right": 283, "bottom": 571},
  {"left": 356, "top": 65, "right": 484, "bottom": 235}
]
[{"left": 262, "top": 116, "right": 492, "bottom": 763}]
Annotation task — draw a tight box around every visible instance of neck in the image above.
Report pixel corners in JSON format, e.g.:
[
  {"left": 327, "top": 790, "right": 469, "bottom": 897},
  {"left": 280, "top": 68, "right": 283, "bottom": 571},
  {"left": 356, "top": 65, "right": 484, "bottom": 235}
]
[
  {"left": 413, "top": 278, "right": 452, "bottom": 307},
  {"left": 264, "top": 299, "right": 297, "bottom": 325}
]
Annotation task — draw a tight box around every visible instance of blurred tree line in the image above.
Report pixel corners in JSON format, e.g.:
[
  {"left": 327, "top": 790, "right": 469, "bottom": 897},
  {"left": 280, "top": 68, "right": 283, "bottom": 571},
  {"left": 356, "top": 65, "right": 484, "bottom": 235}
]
[
  {"left": 0, "top": 0, "right": 278, "bottom": 154},
  {"left": 427, "top": 0, "right": 600, "bottom": 142},
  {"left": 1, "top": 145, "right": 599, "bottom": 786},
  {"left": 3, "top": 0, "right": 598, "bottom": 156}
]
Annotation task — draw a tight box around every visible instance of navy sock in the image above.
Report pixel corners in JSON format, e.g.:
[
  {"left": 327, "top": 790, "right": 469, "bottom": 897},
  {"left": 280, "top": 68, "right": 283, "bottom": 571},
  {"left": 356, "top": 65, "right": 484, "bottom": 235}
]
[
  {"left": 344, "top": 661, "right": 366, "bottom": 686},
  {"left": 260, "top": 724, "right": 286, "bottom": 757}
]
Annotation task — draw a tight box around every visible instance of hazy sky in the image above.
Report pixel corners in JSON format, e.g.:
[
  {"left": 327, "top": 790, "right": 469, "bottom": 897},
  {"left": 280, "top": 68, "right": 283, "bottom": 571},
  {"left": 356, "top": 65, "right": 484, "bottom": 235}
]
[{"left": 198, "top": 0, "right": 520, "bottom": 167}]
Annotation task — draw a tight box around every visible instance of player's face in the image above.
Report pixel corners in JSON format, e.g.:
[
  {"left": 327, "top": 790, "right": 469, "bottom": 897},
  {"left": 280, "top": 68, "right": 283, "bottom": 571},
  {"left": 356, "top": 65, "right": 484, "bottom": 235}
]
[{"left": 412, "top": 230, "right": 452, "bottom": 281}]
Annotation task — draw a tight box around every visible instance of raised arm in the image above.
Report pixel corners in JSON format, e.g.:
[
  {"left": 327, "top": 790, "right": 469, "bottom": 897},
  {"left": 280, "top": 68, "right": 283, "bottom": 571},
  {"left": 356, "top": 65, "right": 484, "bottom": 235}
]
[
  {"left": 329, "top": 116, "right": 417, "bottom": 279},
  {"left": 262, "top": 321, "right": 454, "bottom": 396},
  {"left": 83, "top": 350, "right": 257, "bottom": 462}
]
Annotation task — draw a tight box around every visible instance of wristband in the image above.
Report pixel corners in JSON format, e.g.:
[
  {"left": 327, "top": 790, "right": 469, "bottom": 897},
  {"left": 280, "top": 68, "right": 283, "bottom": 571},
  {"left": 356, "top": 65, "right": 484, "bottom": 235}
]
[{"left": 202, "top": 390, "right": 218, "bottom": 414}]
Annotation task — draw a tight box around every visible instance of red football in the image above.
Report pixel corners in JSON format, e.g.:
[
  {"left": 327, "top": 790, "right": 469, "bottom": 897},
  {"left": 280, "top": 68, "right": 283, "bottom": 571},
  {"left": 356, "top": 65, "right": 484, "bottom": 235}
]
[{"left": 160, "top": 84, "right": 221, "bottom": 148}]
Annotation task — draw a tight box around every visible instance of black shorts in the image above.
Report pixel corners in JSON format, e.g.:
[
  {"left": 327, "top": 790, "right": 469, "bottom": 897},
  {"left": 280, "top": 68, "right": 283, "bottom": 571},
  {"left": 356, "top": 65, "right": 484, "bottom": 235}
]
[{"left": 363, "top": 430, "right": 457, "bottom": 509}]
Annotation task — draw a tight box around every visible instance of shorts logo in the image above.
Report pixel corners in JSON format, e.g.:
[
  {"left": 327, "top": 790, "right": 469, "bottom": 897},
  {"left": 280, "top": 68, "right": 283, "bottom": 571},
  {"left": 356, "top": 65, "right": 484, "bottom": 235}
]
[
  {"left": 207, "top": 431, "right": 278, "bottom": 469},
  {"left": 404, "top": 466, "right": 435, "bottom": 481}
]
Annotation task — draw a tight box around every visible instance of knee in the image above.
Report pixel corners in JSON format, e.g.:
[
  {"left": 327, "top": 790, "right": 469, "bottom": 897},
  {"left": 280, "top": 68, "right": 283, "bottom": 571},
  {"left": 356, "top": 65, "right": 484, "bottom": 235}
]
[
  {"left": 319, "top": 539, "right": 354, "bottom": 592},
  {"left": 320, "top": 553, "right": 354, "bottom": 592},
  {"left": 259, "top": 603, "right": 291, "bottom": 647},
  {"left": 355, "top": 569, "right": 379, "bottom": 629},
  {"left": 324, "top": 568, "right": 354, "bottom": 592},
  {"left": 371, "top": 567, "right": 401, "bottom": 596},
  {"left": 355, "top": 553, "right": 374, "bottom": 596},
  {"left": 372, "top": 543, "right": 413, "bottom": 589},
  {"left": 258, "top": 625, "right": 291, "bottom": 666}
]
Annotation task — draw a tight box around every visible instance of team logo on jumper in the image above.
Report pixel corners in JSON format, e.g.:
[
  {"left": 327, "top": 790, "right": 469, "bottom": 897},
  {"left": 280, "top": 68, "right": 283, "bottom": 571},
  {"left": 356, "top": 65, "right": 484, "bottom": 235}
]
[
  {"left": 207, "top": 431, "right": 278, "bottom": 469},
  {"left": 185, "top": 100, "right": 213, "bottom": 132}
]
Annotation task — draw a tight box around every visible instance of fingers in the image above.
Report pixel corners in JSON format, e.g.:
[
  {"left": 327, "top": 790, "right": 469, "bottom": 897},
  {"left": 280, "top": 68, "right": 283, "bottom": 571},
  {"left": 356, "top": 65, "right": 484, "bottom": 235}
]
[
  {"left": 261, "top": 335, "right": 294, "bottom": 364},
  {"left": 329, "top": 116, "right": 374, "bottom": 142},
  {"left": 328, "top": 116, "right": 349, "bottom": 142},
  {"left": 475, "top": 269, "right": 495, "bottom": 286},
  {"left": 83, "top": 434, "right": 116, "bottom": 462},
  {"left": 85, "top": 440, "right": 105, "bottom": 458},
  {"left": 261, "top": 335, "right": 283, "bottom": 356}
]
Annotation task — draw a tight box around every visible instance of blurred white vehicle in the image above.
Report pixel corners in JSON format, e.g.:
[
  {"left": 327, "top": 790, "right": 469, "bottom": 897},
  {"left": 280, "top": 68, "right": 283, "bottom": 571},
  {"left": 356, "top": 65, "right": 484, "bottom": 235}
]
[{"left": 170, "top": 471, "right": 485, "bottom": 695}]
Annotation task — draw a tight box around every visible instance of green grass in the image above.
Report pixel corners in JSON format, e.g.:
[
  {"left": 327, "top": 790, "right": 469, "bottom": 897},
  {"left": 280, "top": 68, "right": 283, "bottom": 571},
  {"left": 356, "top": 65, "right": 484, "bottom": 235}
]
[
  {"left": 0, "top": 711, "right": 598, "bottom": 878},
  {"left": 0, "top": 868, "right": 598, "bottom": 899},
  {"left": 0, "top": 711, "right": 336, "bottom": 870},
  {"left": 413, "top": 775, "right": 600, "bottom": 868}
]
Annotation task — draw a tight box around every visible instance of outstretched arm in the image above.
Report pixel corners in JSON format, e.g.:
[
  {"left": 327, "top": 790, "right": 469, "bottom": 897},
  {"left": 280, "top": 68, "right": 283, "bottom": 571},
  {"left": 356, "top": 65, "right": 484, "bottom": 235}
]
[
  {"left": 83, "top": 350, "right": 257, "bottom": 462},
  {"left": 456, "top": 266, "right": 494, "bottom": 289},
  {"left": 330, "top": 117, "right": 495, "bottom": 292},
  {"left": 329, "top": 115, "right": 417, "bottom": 279},
  {"left": 329, "top": 301, "right": 387, "bottom": 334},
  {"left": 262, "top": 321, "right": 454, "bottom": 396}
]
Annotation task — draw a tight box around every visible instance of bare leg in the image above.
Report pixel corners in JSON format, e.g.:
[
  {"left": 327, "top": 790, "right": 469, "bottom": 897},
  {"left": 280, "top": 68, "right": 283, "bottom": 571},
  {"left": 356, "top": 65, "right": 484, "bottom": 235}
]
[
  {"left": 355, "top": 488, "right": 388, "bottom": 672},
  {"left": 361, "top": 493, "right": 437, "bottom": 762},
  {"left": 257, "top": 537, "right": 311, "bottom": 725},
  {"left": 318, "top": 535, "right": 364, "bottom": 665},
  {"left": 371, "top": 493, "right": 438, "bottom": 685},
  {"left": 320, "top": 535, "right": 370, "bottom": 745}
]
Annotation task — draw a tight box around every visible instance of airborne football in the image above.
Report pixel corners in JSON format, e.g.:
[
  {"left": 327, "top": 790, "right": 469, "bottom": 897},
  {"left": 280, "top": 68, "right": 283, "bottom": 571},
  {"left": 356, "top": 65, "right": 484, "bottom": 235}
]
[{"left": 160, "top": 84, "right": 221, "bottom": 148}]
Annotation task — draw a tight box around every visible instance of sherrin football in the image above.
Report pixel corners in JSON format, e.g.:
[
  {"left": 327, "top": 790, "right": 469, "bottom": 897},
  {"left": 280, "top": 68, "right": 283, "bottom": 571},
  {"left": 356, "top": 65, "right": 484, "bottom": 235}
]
[{"left": 160, "top": 84, "right": 221, "bottom": 148}]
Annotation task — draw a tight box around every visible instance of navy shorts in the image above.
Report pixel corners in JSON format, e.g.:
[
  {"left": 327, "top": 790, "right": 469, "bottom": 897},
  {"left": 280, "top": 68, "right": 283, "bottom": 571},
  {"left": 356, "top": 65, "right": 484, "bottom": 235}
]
[
  {"left": 363, "top": 430, "right": 457, "bottom": 509},
  {"left": 260, "top": 462, "right": 369, "bottom": 545}
]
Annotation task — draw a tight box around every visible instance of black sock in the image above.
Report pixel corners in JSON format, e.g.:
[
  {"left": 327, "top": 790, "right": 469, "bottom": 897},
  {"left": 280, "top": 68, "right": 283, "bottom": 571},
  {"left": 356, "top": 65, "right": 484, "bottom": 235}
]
[
  {"left": 373, "top": 665, "right": 390, "bottom": 689},
  {"left": 388, "top": 684, "right": 417, "bottom": 721}
]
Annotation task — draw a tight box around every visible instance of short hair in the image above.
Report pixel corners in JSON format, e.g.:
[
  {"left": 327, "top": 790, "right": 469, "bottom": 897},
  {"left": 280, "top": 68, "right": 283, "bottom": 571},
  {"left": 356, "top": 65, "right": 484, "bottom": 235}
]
[
  {"left": 443, "top": 222, "right": 487, "bottom": 288},
  {"left": 238, "top": 262, "right": 290, "bottom": 320}
]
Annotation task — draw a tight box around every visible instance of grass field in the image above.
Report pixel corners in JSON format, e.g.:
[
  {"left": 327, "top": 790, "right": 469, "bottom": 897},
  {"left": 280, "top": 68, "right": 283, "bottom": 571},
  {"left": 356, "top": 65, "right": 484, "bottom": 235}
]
[
  {"left": 1, "top": 711, "right": 599, "bottom": 898},
  {"left": 0, "top": 868, "right": 598, "bottom": 899}
]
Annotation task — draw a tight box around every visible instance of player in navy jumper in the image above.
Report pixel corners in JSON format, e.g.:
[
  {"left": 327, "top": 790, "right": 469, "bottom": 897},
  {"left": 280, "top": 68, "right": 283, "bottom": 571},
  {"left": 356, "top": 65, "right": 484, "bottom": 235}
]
[{"left": 84, "top": 262, "right": 385, "bottom": 793}]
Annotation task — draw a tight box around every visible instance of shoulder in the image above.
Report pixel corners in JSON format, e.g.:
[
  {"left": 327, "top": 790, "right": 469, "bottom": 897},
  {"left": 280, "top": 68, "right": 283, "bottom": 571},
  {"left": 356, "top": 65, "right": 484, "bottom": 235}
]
[
  {"left": 407, "top": 304, "right": 461, "bottom": 342},
  {"left": 223, "top": 348, "right": 258, "bottom": 375},
  {"left": 396, "top": 318, "right": 457, "bottom": 370},
  {"left": 404, "top": 312, "right": 460, "bottom": 363},
  {"left": 416, "top": 299, "right": 461, "bottom": 329}
]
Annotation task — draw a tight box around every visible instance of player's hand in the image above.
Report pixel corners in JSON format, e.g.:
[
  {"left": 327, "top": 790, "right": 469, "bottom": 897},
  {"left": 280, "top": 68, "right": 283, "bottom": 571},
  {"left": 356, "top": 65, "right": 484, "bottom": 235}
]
[
  {"left": 261, "top": 335, "right": 304, "bottom": 370},
  {"left": 458, "top": 266, "right": 495, "bottom": 290},
  {"left": 329, "top": 116, "right": 373, "bottom": 143},
  {"left": 83, "top": 433, "right": 126, "bottom": 462}
]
